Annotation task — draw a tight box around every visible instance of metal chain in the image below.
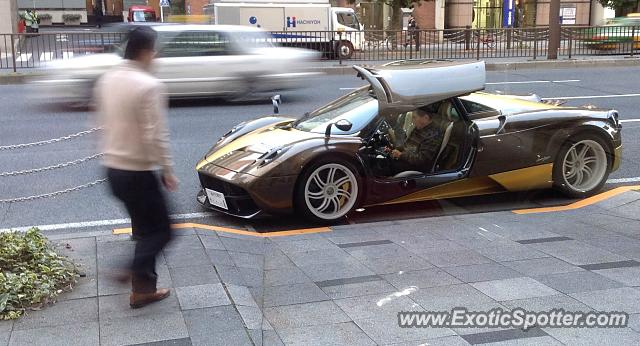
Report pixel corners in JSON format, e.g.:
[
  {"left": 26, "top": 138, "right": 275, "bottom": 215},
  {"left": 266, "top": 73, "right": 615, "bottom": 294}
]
[
  {"left": 0, "top": 153, "right": 104, "bottom": 177},
  {"left": 0, "top": 178, "right": 108, "bottom": 203},
  {"left": 0, "top": 127, "right": 103, "bottom": 151}
]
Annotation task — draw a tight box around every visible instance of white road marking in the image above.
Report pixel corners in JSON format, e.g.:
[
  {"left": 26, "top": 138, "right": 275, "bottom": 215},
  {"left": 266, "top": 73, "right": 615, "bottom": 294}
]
[
  {"left": 544, "top": 93, "right": 640, "bottom": 100},
  {"left": 620, "top": 119, "right": 640, "bottom": 123},
  {"left": 0, "top": 212, "right": 213, "bottom": 233},
  {"left": 607, "top": 177, "right": 640, "bottom": 184},
  {"left": 486, "top": 79, "right": 580, "bottom": 85},
  {"left": 339, "top": 87, "right": 358, "bottom": 90}
]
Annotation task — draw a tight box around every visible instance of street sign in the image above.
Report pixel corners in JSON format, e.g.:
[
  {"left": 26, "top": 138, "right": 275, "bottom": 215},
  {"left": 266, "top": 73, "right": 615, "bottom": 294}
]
[{"left": 159, "top": 0, "right": 170, "bottom": 7}]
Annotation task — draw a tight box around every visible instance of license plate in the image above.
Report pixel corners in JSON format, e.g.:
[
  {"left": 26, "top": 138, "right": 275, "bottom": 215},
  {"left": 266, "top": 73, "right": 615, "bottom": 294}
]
[{"left": 205, "top": 188, "right": 228, "bottom": 210}]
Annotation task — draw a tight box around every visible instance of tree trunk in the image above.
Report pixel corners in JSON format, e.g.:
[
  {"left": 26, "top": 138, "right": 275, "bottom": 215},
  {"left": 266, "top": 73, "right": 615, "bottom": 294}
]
[{"left": 390, "top": 1, "right": 403, "bottom": 31}]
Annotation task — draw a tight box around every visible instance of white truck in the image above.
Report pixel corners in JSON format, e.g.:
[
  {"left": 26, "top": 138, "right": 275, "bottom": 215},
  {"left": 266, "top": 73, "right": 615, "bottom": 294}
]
[{"left": 206, "top": 0, "right": 363, "bottom": 59}]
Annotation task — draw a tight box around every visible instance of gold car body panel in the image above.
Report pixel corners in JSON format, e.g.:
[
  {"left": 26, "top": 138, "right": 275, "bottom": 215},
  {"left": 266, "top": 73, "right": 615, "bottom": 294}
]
[
  {"left": 375, "top": 164, "right": 554, "bottom": 206},
  {"left": 612, "top": 145, "right": 623, "bottom": 172}
]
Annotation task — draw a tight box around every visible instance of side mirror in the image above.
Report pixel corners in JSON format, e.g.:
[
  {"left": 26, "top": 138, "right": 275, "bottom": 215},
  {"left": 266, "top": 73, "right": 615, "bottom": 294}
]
[
  {"left": 271, "top": 95, "right": 281, "bottom": 114},
  {"left": 497, "top": 114, "right": 507, "bottom": 134},
  {"left": 325, "top": 119, "right": 353, "bottom": 138}
]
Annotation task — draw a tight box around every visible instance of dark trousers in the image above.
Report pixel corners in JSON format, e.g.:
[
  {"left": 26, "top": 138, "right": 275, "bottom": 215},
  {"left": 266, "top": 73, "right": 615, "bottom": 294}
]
[{"left": 107, "top": 168, "right": 172, "bottom": 293}]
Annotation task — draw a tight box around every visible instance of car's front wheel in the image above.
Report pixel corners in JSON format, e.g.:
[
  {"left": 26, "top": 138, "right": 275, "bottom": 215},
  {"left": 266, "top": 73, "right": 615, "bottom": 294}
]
[
  {"left": 553, "top": 134, "right": 610, "bottom": 198},
  {"left": 296, "top": 161, "right": 360, "bottom": 223}
]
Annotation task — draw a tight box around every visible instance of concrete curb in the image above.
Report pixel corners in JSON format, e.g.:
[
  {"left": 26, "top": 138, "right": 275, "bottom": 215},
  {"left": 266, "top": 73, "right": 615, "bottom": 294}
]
[{"left": 2, "top": 57, "right": 639, "bottom": 84}]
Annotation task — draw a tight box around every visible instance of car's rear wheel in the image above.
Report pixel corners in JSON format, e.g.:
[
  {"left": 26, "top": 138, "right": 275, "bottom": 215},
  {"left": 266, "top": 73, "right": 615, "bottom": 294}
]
[
  {"left": 553, "top": 134, "right": 610, "bottom": 198},
  {"left": 296, "top": 160, "right": 360, "bottom": 223}
]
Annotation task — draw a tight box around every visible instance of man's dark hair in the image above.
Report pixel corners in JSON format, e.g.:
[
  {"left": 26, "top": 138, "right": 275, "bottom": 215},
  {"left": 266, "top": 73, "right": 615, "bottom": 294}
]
[{"left": 124, "top": 26, "right": 157, "bottom": 60}]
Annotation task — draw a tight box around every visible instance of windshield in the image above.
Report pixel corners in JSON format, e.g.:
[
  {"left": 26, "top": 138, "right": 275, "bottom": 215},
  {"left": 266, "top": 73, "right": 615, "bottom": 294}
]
[
  {"left": 294, "top": 89, "right": 378, "bottom": 135},
  {"left": 133, "top": 11, "right": 155, "bottom": 22}
]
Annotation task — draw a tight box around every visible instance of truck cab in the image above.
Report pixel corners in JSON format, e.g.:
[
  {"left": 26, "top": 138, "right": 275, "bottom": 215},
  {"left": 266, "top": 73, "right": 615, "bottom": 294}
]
[{"left": 128, "top": 6, "right": 157, "bottom": 23}]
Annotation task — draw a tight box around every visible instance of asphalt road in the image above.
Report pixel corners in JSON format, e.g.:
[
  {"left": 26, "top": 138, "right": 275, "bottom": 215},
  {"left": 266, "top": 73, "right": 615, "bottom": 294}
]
[{"left": 1, "top": 65, "right": 639, "bottom": 230}]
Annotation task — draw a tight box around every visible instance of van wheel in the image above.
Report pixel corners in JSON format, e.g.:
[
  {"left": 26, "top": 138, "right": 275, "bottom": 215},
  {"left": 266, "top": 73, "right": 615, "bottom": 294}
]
[{"left": 336, "top": 41, "right": 354, "bottom": 60}]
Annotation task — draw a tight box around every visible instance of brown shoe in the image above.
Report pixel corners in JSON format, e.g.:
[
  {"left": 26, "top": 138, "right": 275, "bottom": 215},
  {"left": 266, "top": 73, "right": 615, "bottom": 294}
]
[{"left": 129, "top": 288, "right": 170, "bottom": 309}]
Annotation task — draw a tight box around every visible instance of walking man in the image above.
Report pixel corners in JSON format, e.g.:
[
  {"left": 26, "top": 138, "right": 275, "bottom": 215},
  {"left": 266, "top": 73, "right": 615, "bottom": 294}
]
[{"left": 95, "top": 27, "right": 178, "bottom": 308}]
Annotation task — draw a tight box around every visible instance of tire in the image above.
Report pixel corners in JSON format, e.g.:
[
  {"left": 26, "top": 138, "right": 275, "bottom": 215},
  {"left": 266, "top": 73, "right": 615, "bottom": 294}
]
[
  {"left": 335, "top": 41, "right": 354, "bottom": 60},
  {"left": 552, "top": 134, "right": 611, "bottom": 198},
  {"left": 295, "top": 159, "right": 361, "bottom": 223}
]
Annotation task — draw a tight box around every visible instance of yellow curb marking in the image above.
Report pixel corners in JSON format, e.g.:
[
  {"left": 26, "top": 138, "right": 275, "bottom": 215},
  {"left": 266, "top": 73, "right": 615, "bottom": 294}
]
[
  {"left": 513, "top": 185, "right": 640, "bottom": 214},
  {"left": 113, "top": 222, "right": 332, "bottom": 237}
]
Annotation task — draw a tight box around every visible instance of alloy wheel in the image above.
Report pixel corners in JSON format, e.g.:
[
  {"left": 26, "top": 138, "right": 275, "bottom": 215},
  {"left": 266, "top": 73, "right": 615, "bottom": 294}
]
[
  {"left": 304, "top": 163, "right": 358, "bottom": 220},
  {"left": 561, "top": 139, "right": 607, "bottom": 192}
]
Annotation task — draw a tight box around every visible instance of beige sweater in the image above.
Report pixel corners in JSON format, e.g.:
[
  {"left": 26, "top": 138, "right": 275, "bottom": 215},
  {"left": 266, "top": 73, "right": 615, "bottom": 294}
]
[{"left": 95, "top": 61, "right": 173, "bottom": 174}]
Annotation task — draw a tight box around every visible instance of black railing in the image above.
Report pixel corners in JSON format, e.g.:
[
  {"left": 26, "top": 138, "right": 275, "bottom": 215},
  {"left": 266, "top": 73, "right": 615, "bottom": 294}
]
[{"left": 1, "top": 26, "right": 638, "bottom": 70}]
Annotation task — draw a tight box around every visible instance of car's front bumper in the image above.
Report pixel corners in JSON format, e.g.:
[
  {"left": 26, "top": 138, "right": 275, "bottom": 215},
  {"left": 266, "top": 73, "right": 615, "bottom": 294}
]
[
  {"left": 30, "top": 78, "right": 93, "bottom": 104},
  {"left": 196, "top": 162, "right": 297, "bottom": 218}
]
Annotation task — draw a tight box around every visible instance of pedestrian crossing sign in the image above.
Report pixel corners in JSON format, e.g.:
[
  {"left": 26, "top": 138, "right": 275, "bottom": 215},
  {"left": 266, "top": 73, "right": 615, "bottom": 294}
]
[{"left": 159, "top": 0, "right": 170, "bottom": 7}]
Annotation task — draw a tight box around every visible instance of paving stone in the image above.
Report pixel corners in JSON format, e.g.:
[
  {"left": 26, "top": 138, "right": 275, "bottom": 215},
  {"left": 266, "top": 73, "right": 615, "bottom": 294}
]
[
  {"left": 410, "top": 284, "right": 498, "bottom": 311},
  {"left": 260, "top": 330, "right": 285, "bottom": 346},
  {"left": 0, "top": 321, "right": 12, "bottom": 346},
  {"left": 8, "top": 321, "right": 98, "bottom": 346},
  {"left": 169, "top": 264, "right": 220, "bottom": 287},
  {"left": 190, "top": 328, "right": 252, "bottom": 346},
  {"left": 570, "top": 287, "right": 640, "bottom": 313},
  {"left": 277, "top": 322, "right": 376, "bottom": 345},
  {"left": 479, "top": 335, "right": 564, "bottom": 346},
  {"left": 228, "top": 251, "right": 265, "bottom": 270},
  {"left": 198, "top": 234, "right": 226, "bottom": 250},
  {"left": 343, "top": 243, "right": 415, "bottom": 262},
  {"left": 236, "top": 306, "right": 270, "bottom": 330},
  {"left": 59, "top": 259, "right": 98, "bottom": 301},
  {"left": 215, "top": 264, "right": 246, "bottom": 286},
  {"left": 459, "top": 328, "right": 550, "bottom": 345},
  {"left": 598, "top": 220, "right": 640, "bottom": 239},
  {"left": 362, "top": 254, "right": 434, "bottom": 274},
  {"left": 543, "top": 326, "right": 640, "bottom": 346},
  {"left": 176, "top": 283, "right": 231, "bottom": 310},
  {"left": 355, "top": 317, "right": 456, "bottom": 344},
  {"left": 13, "top": 297, "right": 97, "bottom": 330},
  {"left": 98, "top": 293, "right": 180, "bottom": 321},
  {"left": 129, "top": 338, "right": 193, "bottom": 346},
  {"left": 263, "top": 283, "right": 329, "bottom": 307},
  {"left": 477, "top": 222, "right": 562, "bottom": 241},
  {"left": 238, "top": 267, "right": 264, "bottom": 287},
  {"left": 420, "top": 250, "right": 493, "bottom": 268},
  {"left": 275, "top": 238, "right": 339, "bottom": 254},
  {"left": 594, "top": 266, "right": 640, "bottom": 286},
  {"left": 226, "top": 283, "right": 258, "bottom": 307},
  {"left": 383, "top": 268, "right": 462, "bottom": 289},
  {"left": 387, "top": 335, "right": 471, "bottom": 346},
  {"left": 334, "top": 293, "right": 422, "bottom": 321},
  {"left": 501, "top": 293, "right": 593, "bottom": 312},
  {"left": 286, "top": 248, "right": 351, "bottom": 267},
  {"left": 163, "top": 248, "right": 211, "bottom": 268},
  {"left": 320, "top": 279, "right": 399, "bottom": 300},
  {"left": 100, "top": 312, "right": 188, "bottom": 346},
  {"left": 326, "top": 232, "right": 393, "bottom": 245},
  {"left": 501, "top": 257, "right": 584, "bottom": 276},
  {"left": 164, "top": 235, "right": 203, "bottom": 252},
  {"left": 264, "top": 301, "right": 350, "bottom": 329},
  {"left": 471, "top": 277, "right": 559, "bottom": 301},
  {"left": 401, "top": 239, "right": 470, "bottom": 255},
  {"left": 263, "top": 249, "right": 296, "bottom": 270},
  {"left": 205, "top": 249, "right": 235, "bottom": 266},
  {"left": 183, "top": 306, "right": 245, "bottom": 335},
  {"left": 532, "top": 240, "right": 629, "bottom": 265},
  {"left": 264, "top": 267, "right": 312, "bottom": 286},
  {"left": 299, "top": 258, "right": 376, "bottom": 282},
  {"left": 220, "top": 237, "right": 266, "bottom": 255},
  {"left": 476, "top": 244, "right": 549, "bottom": 262},
  {"left": 629, "top": 314, "right": 640, "bottom": 332},
  {"left": 535, "top": 271, "right": 623, "bottom": 294},
  {"left": 444, "top": 263, "right": 523, "bottom": 283}
]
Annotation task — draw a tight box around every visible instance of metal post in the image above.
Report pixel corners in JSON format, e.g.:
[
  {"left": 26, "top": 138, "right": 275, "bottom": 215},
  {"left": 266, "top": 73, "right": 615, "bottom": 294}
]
[
  {"left": 533, "top": 29, "right": 537, "bottom": 60},
  {"left": 10, "top": 34, "right": 16, "bottom": 73},
  {"left": 548, "top": 0, "right": 561, "bottom": 59},
  {"left": 568, "top": 28, "right": 573, "bottom": 59},
  {"left": 465, "top": 25, "right": 471, "bottom": 50},
  {"left": 338, "top": 31, "right": 343, "bottom": 65},
  {"left": 476, "top": 29, "right": 480, "bottom": 60},
  {"left": 631, "top": 26, "right": 636, "bottom": 58},
  {"left": 507, "top": 28, "right": 512, "bottom": 50}
]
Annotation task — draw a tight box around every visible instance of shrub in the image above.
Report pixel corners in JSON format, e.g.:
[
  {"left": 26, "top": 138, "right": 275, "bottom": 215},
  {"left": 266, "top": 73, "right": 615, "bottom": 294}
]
[
  {"left": 0, "top": 228, "right": 79, "bottom": 320},
  {"left": 62, "top": 14, "right": 82, "bottom": 22},
  {"left": 39, "top": 13, "right": 52, "bottom": 20}
]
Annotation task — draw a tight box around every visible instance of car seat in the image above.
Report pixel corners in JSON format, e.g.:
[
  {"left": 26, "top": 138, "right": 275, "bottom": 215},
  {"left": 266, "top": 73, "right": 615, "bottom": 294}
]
[{"left": 432, "top": 101, "right": 461, "bottom": 172}]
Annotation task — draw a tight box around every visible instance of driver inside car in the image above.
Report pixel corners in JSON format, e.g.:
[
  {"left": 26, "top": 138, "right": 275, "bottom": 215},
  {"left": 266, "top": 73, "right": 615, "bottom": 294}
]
[{"left": 387, "top": 106, "right": 443, "bottom": 175}]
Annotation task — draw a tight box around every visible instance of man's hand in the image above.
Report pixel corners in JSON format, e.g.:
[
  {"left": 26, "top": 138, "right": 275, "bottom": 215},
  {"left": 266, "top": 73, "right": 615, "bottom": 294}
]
[
  {"left": 390, "top": 149, "right": 402, "bottom": 159},
  {"left": 161, "top": 172, "right": 179, "bottom": 192}
]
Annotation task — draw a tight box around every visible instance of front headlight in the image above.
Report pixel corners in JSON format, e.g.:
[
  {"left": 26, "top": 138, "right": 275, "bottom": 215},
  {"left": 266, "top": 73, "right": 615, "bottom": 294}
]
[{"left": 256, "top": 146, "right": 289, "bottom": 167}]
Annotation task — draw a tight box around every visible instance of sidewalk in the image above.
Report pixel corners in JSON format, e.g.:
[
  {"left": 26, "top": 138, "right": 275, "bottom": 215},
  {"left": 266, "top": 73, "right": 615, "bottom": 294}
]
[{"left": 1, "top": 189, "right": 640, "bottom": 345}]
